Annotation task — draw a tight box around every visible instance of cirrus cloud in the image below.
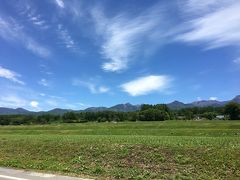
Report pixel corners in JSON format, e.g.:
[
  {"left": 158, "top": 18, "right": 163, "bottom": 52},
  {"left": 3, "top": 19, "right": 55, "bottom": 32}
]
[
  {"left": 72, "top": 79, "right": 110, "bottom": 94},
  {"left": 55, "top": 0, "right": 64, "bottom": 8},
  {"left": 177, "top": 0, "right": 240, "bottom": 49},
  {"left": 38, "top": 78, "right": 49, "bottom": 87},
  {"left": 0, "top": 16, "right": 50, "bottom": 58},
  {"left": 91, "top": 5, "right": 167, "bottom": 72},
  {"left": 0, "top": 95, "right": 27, "bottom": 108},
  {"left": 0, "top": 66, "right": 24, "bottom": 85}
]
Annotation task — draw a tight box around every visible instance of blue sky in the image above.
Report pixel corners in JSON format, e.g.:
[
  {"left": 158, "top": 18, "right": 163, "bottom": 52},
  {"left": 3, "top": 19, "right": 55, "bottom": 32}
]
[{"left": 0, "top": 0, "right": 239, "bottom": 111}]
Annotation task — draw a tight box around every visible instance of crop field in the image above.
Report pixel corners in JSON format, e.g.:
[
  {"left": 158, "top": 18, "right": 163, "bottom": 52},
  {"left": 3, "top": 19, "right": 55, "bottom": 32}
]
[{"left": 0, "top": 120, "right": 240, "bottom": 179}]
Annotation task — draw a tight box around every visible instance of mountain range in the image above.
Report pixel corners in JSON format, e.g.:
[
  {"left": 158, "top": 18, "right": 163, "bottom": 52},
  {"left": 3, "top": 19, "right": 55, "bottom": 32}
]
[{"left": 0, "top": 95, "right": 239, "bottom": 115}]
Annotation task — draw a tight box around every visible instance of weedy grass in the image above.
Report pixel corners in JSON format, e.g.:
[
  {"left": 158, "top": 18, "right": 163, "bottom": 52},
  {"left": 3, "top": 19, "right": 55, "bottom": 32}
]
[{"left": 0, "top": 120, "right": 240, "bottom": 179}]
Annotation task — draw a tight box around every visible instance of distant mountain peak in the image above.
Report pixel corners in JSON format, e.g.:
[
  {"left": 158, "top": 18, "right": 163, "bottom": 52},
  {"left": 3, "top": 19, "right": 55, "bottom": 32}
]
[
  {"left": 167, "top": 101, "right": 186, "bottom": 109},
  {"left": 191, "top": 99, "right": 221, "bottom": 107},
  {"left": 16, "top": 108, "right": 23, "bottom": 110},
  {"left": 109, "top": 103, "right": 139, "bottom": 112},
  {"left": 0, "top": 95, "right": 239, "bottom": 115},
  {"left": 0, "top": 107, "right": 30, "bottom": 115},
  {"left": 15, "top": 107, "right": 28, "bottom": 111},
  {"left": 170, "top": 100, "right": 184, "bottom": 104},
  {"left": 232, "top": 95, "right": 240, "bottom": 103}
]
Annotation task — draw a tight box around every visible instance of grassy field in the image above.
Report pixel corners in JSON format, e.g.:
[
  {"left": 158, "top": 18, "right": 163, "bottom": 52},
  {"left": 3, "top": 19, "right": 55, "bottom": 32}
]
[{"left": 0, "top": 120, "right": 240, "bottom": 179}]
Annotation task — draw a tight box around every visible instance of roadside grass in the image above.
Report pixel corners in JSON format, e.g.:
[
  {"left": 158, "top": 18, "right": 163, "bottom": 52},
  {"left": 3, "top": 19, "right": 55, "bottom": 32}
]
[{"left": 0, "top": 120, "right": 240, "bottom": 179}]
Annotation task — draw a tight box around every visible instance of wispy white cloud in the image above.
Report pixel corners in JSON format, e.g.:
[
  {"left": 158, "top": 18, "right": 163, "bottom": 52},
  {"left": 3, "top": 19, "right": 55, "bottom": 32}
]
[
  {"left": 55, "top": 0, "right": 64, "bottom": 8},
  {"left": 177, "top": 1, "right": 240, "bottom": 49},
  {"left": 0, "top": 89, "right": 85, "bottom": 110},
  {"left": 91, "top": 5, "right": 166, "bottom": 72},
  {"left": 183, "top": 0, "right": 231, "bottom": 14},
  {"left": 0, "top": 83, "right": 43, "bottom": 109},
  {"left": 0, "top": 95, "right": 27, "bottom": 108},
  {"left": 42, "top": 94, "right": 66, "bottom": 107},
  {"left": 0, "top": 16, "right": 50, "bottom": 58},
  {"left": 57, "top": 24, "right": 78, "bottom": 51},
  {"left": 38, "top": 78, "right": 49, "bottom": 87},
  {"left": 121, "top": 75, "right": 172, "bottom": 96},
  {"left": 72, "top": 79, "right": 110, "bottom": 94},
  {"left": 0, "top": 16, "right": 22, "bottom": 41},
  {"left": 44, "top": 94, "right": 86, "bottom": 110},
  {"left": 28, "top": 14, "right": 49, "bottom": 29},
  {"left": 0, "top": 66, "right": 24, "bottom": 85},
  {"left": 0, "top": 83, "right": 73, "bottom": 110},
  {"left": 40, "top": 64, "right": 53, "bottom": 76},
  {"left": 46, "top": 99, "right": 58, "bottom": 107},
  {"left": 54, "top": 0, "right": 83, "bottom": 19},
  {"left": 76, "top": 102, "right": 90, "bottom": 107},
  {"left": 20, "top": 4, "right": 49, "bottom": 30},
  {"left": 26, "top": 40, "right": 51, "bottom": 58},
  {"left": 98, "top": 86, "right": 109, "bottom": 93}
]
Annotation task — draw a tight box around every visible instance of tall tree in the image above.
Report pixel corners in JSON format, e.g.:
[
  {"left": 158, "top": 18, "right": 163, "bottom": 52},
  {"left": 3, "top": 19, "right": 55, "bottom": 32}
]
[{"left": 224, "top": 102, "right": 240, "bottom": 120}]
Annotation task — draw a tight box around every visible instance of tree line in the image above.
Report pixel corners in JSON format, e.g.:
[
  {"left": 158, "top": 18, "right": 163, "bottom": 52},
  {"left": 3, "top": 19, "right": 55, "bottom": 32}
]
[{"left": 0, "top": 102, "right": 239, "bottom": 125}]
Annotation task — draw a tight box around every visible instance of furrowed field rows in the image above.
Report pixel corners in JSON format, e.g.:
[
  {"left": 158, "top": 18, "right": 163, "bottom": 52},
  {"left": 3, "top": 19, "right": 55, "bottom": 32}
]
[{"left": 0, "top": 121, "right": 240, "bottom": 179}]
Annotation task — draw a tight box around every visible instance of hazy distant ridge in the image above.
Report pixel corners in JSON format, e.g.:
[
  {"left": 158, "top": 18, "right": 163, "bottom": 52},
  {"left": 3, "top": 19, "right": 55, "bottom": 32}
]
[{"left": 0, "top": 95, "right": 239, "bottom": 115}]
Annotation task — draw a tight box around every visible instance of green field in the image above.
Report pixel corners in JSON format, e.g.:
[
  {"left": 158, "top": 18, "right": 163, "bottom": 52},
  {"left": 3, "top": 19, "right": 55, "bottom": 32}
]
[{"left": 0, "top": 121, "right": 240, "bottom": 179}]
